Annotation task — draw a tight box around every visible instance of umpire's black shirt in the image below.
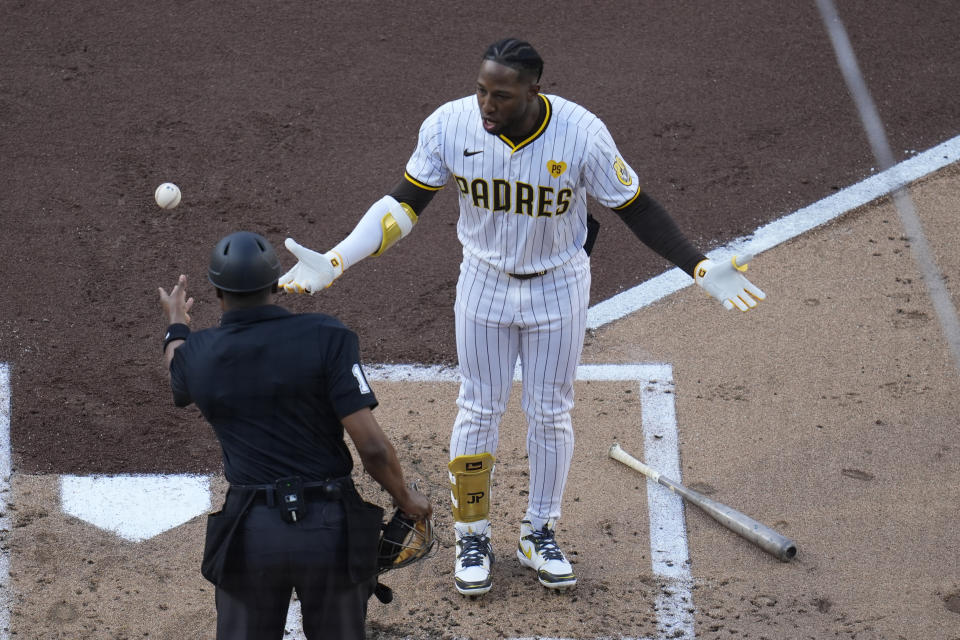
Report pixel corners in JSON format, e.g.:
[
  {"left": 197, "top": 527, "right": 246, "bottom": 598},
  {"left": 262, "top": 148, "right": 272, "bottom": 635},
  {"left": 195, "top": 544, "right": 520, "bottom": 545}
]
[{"left": 169, "top": 305, "right": 377, "bottom": 485}]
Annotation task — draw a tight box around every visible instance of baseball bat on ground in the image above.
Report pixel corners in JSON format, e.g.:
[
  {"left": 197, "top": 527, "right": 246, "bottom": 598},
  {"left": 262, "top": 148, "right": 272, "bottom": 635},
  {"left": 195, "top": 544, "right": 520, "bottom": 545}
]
[{"left": 609, "top": 443, "right": 797, "bottom": 561}]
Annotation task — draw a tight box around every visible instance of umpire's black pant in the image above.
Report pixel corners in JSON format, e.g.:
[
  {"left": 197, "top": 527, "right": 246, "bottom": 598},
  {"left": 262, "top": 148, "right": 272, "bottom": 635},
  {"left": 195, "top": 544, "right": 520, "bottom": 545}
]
[{"left": 215, "top": 487, "right": 372, "bottom": 640}]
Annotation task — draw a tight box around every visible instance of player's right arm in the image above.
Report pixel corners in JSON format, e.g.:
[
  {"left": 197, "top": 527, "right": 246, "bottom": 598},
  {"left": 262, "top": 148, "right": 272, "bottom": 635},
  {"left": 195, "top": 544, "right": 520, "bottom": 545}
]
[
  {"left": 278, "top": 194, "right": 419, "bottom": 293},
  {"left": 280, "top": 109, "right": 448, "bottom": 294}
]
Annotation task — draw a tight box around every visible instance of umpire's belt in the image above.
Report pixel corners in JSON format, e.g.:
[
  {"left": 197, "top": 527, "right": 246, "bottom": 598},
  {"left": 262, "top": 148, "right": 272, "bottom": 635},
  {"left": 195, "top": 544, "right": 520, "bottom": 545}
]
[
  {"left": 508, "top": 269, "right": 548, "bottom": 280},
  {"left": 231, "top": 476, "right": 353, "bottom": 507}
]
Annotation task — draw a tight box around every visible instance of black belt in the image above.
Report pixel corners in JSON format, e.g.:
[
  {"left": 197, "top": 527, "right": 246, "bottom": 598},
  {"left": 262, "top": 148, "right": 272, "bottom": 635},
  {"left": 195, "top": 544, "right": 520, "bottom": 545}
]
[
  {"left": 231, "top": 476, "right": 352, "bottom": 507},
  {"left": 508, "top": 270, "right": 548, "bottom": 280}
]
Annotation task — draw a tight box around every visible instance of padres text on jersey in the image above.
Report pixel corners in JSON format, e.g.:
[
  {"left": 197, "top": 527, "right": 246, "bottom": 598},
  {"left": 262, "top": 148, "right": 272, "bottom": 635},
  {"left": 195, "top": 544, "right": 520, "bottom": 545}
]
[{"left": 404, "top": 94, "right": 641, "bottom": 275}]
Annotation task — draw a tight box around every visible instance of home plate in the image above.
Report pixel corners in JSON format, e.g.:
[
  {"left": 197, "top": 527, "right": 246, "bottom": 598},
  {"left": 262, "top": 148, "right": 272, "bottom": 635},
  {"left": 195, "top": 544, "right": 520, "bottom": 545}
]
[{"left": 60, "top": 474, "right": 211, "bottom": 542}]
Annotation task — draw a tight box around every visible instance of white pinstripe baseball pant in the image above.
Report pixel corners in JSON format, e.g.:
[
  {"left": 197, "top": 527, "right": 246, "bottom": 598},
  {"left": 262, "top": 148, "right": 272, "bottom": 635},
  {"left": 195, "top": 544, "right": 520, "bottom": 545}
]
[{"left": 449, "top": 250, "right": 591, "bottom": 529}]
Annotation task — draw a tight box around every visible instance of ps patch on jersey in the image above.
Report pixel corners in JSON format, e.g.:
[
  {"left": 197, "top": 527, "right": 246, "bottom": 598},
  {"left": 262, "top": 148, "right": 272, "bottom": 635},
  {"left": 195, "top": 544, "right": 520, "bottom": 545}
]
[
  {"left": 351, "top": 363, "right": 372, "bottom": 394},
  {"left": 547, "top": 160, "right": 567, "bottom": 178},
  {"left": 613, "top": 156, "right": 632, "bottom": 186}
]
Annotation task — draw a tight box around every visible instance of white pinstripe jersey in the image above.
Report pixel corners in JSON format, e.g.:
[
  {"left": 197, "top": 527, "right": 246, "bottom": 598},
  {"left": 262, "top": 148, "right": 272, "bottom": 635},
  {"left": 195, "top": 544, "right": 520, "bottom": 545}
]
[{"left": 404, "top": 94, "right": 642, "bottom": 274}]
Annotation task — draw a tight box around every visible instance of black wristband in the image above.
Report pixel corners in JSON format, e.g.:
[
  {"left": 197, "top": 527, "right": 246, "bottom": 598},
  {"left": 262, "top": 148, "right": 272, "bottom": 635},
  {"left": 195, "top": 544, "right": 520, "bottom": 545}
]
[{"left": 163, "top": 323, "right": 191, "bottom": 353}]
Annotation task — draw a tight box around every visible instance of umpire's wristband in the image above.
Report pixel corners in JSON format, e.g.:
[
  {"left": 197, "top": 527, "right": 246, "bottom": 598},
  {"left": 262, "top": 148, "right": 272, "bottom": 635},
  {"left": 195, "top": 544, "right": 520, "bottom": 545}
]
[{"left": 163, "top": 323, "right": 191, "bottom": 352}]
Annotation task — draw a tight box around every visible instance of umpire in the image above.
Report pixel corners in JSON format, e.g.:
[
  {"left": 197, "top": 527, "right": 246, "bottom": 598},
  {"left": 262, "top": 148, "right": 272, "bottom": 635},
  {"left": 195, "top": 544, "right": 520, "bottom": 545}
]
[{"left": 158, "top": 231, "right": 431, "bottom": 640}]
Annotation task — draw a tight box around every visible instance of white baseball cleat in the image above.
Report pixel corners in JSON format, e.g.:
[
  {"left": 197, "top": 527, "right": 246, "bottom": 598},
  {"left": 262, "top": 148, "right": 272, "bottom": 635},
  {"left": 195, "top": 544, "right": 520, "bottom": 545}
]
[
  {"left": 516, "top": 519, "right": 577, "bottom": 590},
  {"left": 454, "top": 520, "right": 494, "bottom": 596}
]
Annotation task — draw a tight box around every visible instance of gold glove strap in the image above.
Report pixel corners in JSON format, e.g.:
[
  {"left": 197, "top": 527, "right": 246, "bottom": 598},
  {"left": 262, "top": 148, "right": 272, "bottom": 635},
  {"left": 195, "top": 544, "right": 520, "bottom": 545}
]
[{"left": 372, "top": 201, "right": 418, "bottom": 257}]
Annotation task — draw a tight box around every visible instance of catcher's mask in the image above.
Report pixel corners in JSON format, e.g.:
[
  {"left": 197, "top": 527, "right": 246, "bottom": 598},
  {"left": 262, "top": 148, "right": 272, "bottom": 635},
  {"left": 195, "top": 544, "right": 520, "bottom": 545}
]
[{"left": 377, "top": 510, "right": 436, "bottom": 574}]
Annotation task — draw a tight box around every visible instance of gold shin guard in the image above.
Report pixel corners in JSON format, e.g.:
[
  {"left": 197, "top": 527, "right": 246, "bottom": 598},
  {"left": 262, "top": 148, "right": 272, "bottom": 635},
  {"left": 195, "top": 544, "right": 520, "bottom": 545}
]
[{"left": 448, "top": 453, "right": 495, "bottom": 523}]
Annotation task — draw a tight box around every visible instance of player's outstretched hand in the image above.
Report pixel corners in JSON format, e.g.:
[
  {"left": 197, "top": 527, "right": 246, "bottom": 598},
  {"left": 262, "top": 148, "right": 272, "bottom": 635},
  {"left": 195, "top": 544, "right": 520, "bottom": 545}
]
[
  {"left": 279, "top": 238, "right": 337, "bottom": 294},
  {"left": 694, "top": 254, "right": 766, "bottom": 311}
]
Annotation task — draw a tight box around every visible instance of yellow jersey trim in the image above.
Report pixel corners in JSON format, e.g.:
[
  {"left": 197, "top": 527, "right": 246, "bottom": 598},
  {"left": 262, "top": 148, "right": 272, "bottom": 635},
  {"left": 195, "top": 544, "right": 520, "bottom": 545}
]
[
  {"left": 499, "top": 95, "right": 552, "bottom": 153},
  {"left": 612, "top": 186, "right": 643, "bottom": 211},
  {"left": 404, "top": 172, "right": 444, "bottom": 191}
]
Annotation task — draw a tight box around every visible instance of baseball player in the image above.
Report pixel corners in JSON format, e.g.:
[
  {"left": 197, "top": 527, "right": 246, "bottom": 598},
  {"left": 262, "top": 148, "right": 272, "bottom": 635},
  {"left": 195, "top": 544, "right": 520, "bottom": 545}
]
[{"left": 279, "top": 38, "right": 765, "bottom": 596}]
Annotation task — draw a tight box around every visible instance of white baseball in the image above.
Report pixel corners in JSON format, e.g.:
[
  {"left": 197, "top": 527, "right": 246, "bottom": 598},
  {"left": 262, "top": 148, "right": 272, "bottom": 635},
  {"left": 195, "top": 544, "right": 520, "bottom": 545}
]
[{"left": 155, "top": 182, "right": 182, "bottom": 209}]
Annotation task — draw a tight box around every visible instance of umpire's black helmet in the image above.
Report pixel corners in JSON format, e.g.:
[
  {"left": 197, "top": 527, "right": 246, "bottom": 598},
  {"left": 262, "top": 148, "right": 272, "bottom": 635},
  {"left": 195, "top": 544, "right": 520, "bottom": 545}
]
[{"left": 208, "top": 231, "right": 283, "bottom": 293}]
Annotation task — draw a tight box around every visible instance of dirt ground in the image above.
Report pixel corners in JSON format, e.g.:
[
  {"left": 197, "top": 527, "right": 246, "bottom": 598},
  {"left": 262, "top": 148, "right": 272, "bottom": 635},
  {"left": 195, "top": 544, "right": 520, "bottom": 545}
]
[
  {"left": 2, "top": 1, "right": 959, "bottom": 639},
  {"left": 8, "top": 168, "right": 960, "bottom": 638},
  {"left": 2, "top": 0, "right": 959, "bottom": 474}
]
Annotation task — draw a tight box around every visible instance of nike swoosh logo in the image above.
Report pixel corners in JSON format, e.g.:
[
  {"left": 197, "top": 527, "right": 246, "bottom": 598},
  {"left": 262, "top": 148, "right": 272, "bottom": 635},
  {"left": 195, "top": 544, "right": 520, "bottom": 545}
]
[
  {"left": 463, "top": 149, "right": 483, "bottom": 157},
  {"left": 521, "top": 545, "right": 532, "bottom": 560}
]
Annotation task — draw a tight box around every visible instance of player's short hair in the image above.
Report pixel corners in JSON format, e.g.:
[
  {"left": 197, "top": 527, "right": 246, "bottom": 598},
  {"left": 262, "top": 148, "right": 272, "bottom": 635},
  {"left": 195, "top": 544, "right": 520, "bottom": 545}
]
[{"left": 482, "top": 38, "right": 543, "bottom": 82}]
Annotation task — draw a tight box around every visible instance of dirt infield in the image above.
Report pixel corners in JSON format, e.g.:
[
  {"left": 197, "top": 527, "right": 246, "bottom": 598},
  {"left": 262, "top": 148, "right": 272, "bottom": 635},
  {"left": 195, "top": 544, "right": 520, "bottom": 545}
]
[
  {"left": 8, "top": 168, "right": 960, "bottom": 638},
  {"left": 2, "top": 1, "right": 960, "bottom": 639},
  {"left": 2, "top": 1, "right": 959, "bottom": 474}
]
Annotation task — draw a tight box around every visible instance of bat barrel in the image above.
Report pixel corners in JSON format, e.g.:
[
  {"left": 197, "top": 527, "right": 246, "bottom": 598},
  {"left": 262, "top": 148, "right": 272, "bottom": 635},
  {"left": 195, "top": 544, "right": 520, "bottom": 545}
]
[
  {"left": 610, "top": 444, "right": 797, "bottom": 562},
  {"left": 660, "top": 476, "right": 797, "bottom": 562}
]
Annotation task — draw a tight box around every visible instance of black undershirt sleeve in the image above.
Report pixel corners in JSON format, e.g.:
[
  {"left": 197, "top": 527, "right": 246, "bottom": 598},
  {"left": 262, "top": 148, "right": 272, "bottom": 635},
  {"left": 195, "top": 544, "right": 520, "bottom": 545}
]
[
  {"left": 389, "top": 179, "right": 437, "bottom": 215},
  {"left": 613, "top": 192, "right": 707, "bottom": 278}
]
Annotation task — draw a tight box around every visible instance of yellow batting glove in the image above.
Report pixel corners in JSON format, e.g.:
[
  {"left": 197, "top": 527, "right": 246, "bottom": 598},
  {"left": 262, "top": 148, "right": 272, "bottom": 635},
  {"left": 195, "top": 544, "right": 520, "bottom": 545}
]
[{"left": 694, "top": 254, "right": 766, "bottom": 311}]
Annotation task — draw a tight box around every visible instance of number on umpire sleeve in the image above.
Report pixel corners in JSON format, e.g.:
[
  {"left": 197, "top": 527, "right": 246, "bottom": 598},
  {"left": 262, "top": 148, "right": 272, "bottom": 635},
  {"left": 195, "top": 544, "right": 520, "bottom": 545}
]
[{"left": 352, "top": 363, "right": 372, "bottom": 395}]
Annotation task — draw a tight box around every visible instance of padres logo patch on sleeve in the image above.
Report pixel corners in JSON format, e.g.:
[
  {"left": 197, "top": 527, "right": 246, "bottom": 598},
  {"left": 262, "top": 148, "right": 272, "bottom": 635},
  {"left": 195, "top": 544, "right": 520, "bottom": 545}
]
[{"left": 613, "top": 156, "right": 632, "bottom": 186}]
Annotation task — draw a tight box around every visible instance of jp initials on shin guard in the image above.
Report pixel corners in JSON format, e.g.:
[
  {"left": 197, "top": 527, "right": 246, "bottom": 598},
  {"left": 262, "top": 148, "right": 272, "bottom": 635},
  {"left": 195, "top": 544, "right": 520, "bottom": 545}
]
[{"left": 448, "top": 453, "right": 495, "bottom": 522}]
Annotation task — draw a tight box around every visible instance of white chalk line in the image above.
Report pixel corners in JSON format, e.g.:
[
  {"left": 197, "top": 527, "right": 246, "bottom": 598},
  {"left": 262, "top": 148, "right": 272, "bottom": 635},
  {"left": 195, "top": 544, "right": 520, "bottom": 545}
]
[
  {"left": 362, "top": 362, "right": 674, "bottom": 384},
  {"left": 642, "top": 378, "right": 694, "bottom": 638}
]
